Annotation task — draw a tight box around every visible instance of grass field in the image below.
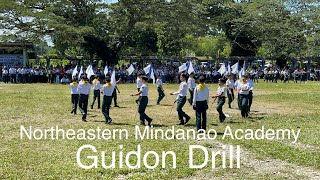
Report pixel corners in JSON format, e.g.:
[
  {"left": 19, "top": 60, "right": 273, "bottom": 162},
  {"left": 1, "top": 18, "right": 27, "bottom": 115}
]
[{"left": 0, "top": 81, "right": 320, "bottom": 179}]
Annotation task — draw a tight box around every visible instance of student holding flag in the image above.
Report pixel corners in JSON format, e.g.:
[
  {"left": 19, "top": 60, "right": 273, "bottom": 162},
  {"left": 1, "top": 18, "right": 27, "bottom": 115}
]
[
  {"left": 156, "top": 75, "right": 165, "bottom": 105},
  {"left": 212, "top": 78, "right": 227, "bottom": 123},
  {"left": 170, "top": 73, "right": 190, "bottom": 125},
  {"left": 70, "top": 77, "right": 79, "bottom": 115},
  {"left": 101, "top": 71, "right": 119, "bottom": 124},
  {"left": 130, "top": 76, "right": 153, "bottom": 126},
  {"left": 91, "top": 75, "right": 101, "bottom": 109},
  {"left": 78, "top": 75, "right": 91, "bottom": 122}
]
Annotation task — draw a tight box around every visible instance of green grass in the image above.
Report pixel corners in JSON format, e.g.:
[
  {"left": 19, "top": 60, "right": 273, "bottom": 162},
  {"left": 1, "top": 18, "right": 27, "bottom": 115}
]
[{"left": 0, "top": 81, "right": 319, "bottom": 179}]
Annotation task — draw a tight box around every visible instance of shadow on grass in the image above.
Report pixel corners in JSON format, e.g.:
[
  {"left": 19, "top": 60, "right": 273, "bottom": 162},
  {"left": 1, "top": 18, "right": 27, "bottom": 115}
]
[
  {"left": 160, "top": 104, "right": 174, "bottom": 107},
  {"left": 184, "top": 124, "right": 196, "bottom": 127},
  {"left": 111, "top": 106, "right": 128, "bottom": 109},
  {"left": 111, "top": 122, "right": 131, "bottom": 126},
  {"left": 151, "top": 124, "right": 170, "bottom": 128},
  {"left": 248, "top": 116, "right": 265, "bottom": 121}
]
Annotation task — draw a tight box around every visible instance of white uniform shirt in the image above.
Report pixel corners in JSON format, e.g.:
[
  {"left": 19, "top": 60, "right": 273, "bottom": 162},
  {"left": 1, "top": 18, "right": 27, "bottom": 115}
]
[
  {"left": 101, "top": 83, "right": 116, "bottom": 96},
  {"left": 2, "top": 69, "right": 8, "bottom": 75},
  {"left": 70, "top": 83, "right": 79, "bottom": 94},
  {"left": 187, "top": 78, "right": 196, "bottom": 90},
  {"left": 217, "top": 86, "right": 227, "bottom": 97},
  {"left": 137, "top": 78, "right": 142, "bottom": 89},
  {"left": 238, "top": 81, "right": 251, "bottom": 95},
  {"left": 21, "top": 68, "right": 27, "bottom": 75},
  {"left": 78, "top": 81, "right": 91, "bottom": 95},
  {"left": 92, "top": 80, "right": 102, "bottom": 90},
  {"left": 9, "top": 68, "right": 16, "bottom": 74},
  {"left": 193, "top": 84, "right": 209, "bottom": 105},
  {"left": 226, "top": 79, "right": 235, "bottom": 89},
  {"left": 173, "top": 81, "right": 188, "bottom": 97},
  {"left": 156, "top": 79, "right": 163, "bottom": 88},
  {"left": 140, "top": 83, "right": 149, "bottom": 96}
]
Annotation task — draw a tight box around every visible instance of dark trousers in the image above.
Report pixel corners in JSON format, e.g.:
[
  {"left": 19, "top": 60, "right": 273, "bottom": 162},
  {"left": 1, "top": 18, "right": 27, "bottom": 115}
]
[
  {"left": 227, "top": 88, "right": 234, "bottom": 108},
  {"left": 188, "top": 89, "right": 194, "bottom": 105},
  {"left": 102, "top": 96, "right": 113, "bottom": 122},
  {"left": 248, "top": 91, "right": 253, "bottom": 112},
  {"left": 79, "top": 94, "right": 89, "bottom": 120},
  {"left": 71, "top": 94, "right": 79, "bottom": 113},
  {"left": 195, "top": 101, "right": 207, "bottom": 131},
  {"left": 177, "top": 96, "right": 189, "bottom": 123},
  {"left": 22, "top": 74, "right": 27, "bottom": 83},
  {"left": 91, "top": 90, "right": 101, "bottom": 108},
  {"left": 3, "top": 75, "right": 9, "bottom": 83},
  {"left": 138, "top": 96, "right": 152, "bottom": 124},
  {"left": 10, "top": 74, "right": 16, "bottom": 83},
  {"left": 239, "top": 94, "right": 249, "bottom": 118},
  {"left": 112, "top": 89, "right": 118, "bottom": 106},
  {"left": 157, "top": 87, "right": 165, "bottom": 104},
  {"left": 216, "top": 97, "right": 226, "bottom": 122}
]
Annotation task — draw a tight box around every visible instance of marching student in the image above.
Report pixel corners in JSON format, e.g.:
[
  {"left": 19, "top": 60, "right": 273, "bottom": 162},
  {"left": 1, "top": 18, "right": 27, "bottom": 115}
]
[
  {"left": 212, "top": 79, "right": 227, "bottom": 123},
  {"left": 170, "top": 73, "right": 190, "bottom": 125},
  {"left": 192, "top": 76, "right": 209, "bottom": 132},
  {"left": 131, "top": 76, "right": 153, "bottom": 126},
  {"left": 9, "top": 66, "right": 16, "bottom": 83},
  {"left": 237, "top": 75, "right": 251, "bottom": 118},
  {"left": 2, "top": 66, "right": 9, "bottom": 83},
  {"left": 78, "top": 75, "right": 91, "bottom": 122},
  {"left": 101, "top": 76, "right": 116, "bottom": 124},
  {"left": 70, "top": 78, "right": 79, "bottom": 115},
  {"left": 91, "top": 75, "right": 101, "bottom": 109},
  {"left": 135, "top": 73, "right": 143, "bottom": 104},
  {"left": 187, "top": 73, "right": 196, "bottom": 105},
  {"left": 247, "top": 73, "right": 254, "bottom": 112},
  {"left": 226, "top": 75, "right": 235, "bottom": 109},
  {"left": 156, "top": 75, "right": 165, "bottom": 105}
]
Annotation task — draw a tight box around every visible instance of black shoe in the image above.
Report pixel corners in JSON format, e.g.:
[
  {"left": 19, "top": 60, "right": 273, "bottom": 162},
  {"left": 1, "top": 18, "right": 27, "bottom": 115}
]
[
  {"left": 140, "top": 122, "right": 146, "bottom": 126},
  {"left": 71, "top": 110, "right": 74, "bottom": 114},
  {"left": 157, "top": 103, "right": 160, "bottom": 105},
  {"left": 147, "top": 119, "right": 153, "bottom": 126},
  {"left": 177, "top": 121, "right": 184, "bottom": 125},
  {"left": 135, "top": 100, "right": 139, "bottom": 104},
  {"left": 74, "top": 111, "right": 77, "bottom": 115},
  {"left": 184, "top": 116, "right": 190, "bottom": 125},
  {"left": 114, "top": 105, "right": 119, "bottom": 108},
  {"left": 82, "top": 119, "right": 87, "bottom": 122},
  {"left": 91, "top": 105, "right": 93, "bottom": 109}
]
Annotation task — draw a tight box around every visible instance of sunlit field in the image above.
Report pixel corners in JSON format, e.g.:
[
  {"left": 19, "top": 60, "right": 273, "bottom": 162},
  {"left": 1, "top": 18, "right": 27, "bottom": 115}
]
[{"left": 1, "top": 81, "right": 320, "bottom": 179}]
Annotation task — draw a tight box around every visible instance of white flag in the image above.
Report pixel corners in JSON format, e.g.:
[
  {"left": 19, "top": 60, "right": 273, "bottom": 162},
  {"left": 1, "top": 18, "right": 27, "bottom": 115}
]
[
  {"left": 72, "top": 65, "right": 78, "bottom": 78},
  {"left": 218, "top": 63, "right": 226, "bottom": 75},
  {"left": 86, "top": 65, "right": 95, "bottom": 79},
  {"left": 126, "top": 64, "right": 135, "bottom": 75},
  {"left": 143, "top": 64, "right": 151, "bottom": 75},
  {"left": 188, "top": 61, "right": 195, "bottom": 75},
  {"left": 231, "top": 63, "right": 239, "bottom": 74},
  {"left": 227, "top": 63, "right": 231, "bottom": 74},
  {"left": 104, "top": 65, "right": 109, "bottom": 75},
  {"left": 111, "top": 70, "right": 116, "bottom": 85},
  {"left": 78, "top": 66, "right": 83, "bottom": 79},
  {"left": 178, "top": 63, "right": 188, "bottom": 73}
]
